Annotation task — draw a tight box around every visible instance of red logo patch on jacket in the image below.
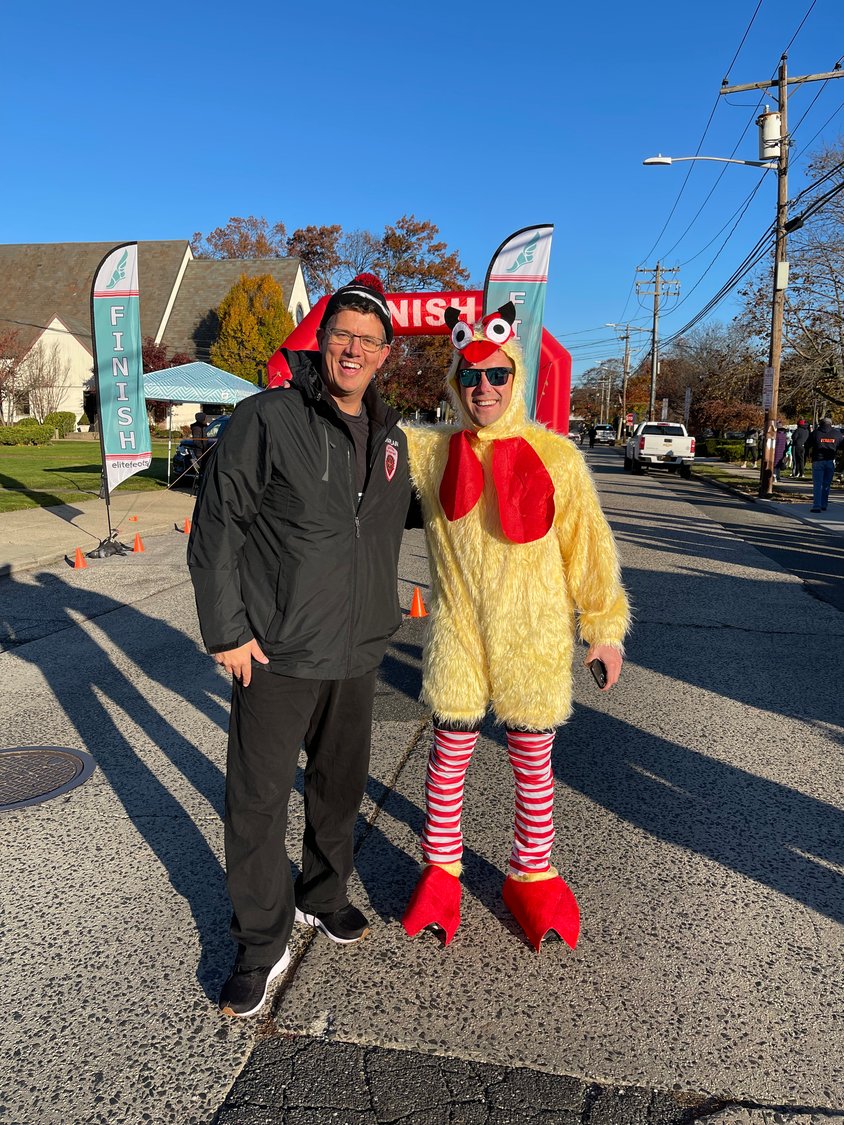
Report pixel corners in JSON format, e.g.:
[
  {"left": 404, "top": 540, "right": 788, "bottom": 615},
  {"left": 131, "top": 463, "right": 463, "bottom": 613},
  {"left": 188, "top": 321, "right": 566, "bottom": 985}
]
[{"left": 384, "top": 443, "right": 398, "bottom": 482}]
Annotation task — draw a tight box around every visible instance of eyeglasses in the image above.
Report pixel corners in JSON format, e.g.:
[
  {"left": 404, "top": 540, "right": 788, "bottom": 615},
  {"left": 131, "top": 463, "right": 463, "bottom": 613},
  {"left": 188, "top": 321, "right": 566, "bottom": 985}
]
[
  {"left": 458, "top": 366, "right": 513, "bottom": 388},
  {"left": 326, "top": 328, "right": 386, "bottom": 353}
]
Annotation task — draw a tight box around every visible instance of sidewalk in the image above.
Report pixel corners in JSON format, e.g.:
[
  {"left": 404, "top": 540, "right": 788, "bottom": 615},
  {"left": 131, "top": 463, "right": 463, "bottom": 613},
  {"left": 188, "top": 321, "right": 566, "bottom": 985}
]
[
  {"left": 631, "top": 452, "right": 844, "bottom": 537},
  {"left": 0, "top": 487, "right": 196, "bottom": 577}
]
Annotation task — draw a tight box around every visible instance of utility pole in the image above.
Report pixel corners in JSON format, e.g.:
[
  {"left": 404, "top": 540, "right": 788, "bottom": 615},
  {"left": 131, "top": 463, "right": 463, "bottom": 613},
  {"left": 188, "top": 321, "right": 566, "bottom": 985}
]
[
  {"left": 720, "top": 55, "right": 844, "bottom": 497},
  {"left": 636, "top": 263, "right": 680, "bottom": 420},
  {"left": 606, "top": 322, "right": 650, "bottom": 438},
  {"left": 619, "top": 332, "right": 630, "bottom": 432}
]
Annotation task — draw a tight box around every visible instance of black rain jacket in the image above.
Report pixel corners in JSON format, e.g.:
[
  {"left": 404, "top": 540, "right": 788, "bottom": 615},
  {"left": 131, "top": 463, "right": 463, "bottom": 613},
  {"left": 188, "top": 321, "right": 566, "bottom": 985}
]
[
  {"left": 188, "top": 350, "right": 410, "bottom": 679},
  {"left": 807, "top": 422, "right": 843, "bottom": 462}
]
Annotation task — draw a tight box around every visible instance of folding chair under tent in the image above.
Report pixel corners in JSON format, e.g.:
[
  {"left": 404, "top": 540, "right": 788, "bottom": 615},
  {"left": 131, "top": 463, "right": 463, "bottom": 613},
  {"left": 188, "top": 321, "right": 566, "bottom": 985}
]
[{"left": 142, "top": 362, "right": 260, "bottom": 486}]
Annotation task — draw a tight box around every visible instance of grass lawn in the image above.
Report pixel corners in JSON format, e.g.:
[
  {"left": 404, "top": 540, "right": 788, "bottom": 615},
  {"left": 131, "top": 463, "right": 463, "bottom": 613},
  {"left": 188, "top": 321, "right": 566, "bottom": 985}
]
[
  {"left": 691, "top": 460, "right": 843, "bottom": 501},
  {"left": 0, "top": 440, "right": 177, "bottom": 513}
]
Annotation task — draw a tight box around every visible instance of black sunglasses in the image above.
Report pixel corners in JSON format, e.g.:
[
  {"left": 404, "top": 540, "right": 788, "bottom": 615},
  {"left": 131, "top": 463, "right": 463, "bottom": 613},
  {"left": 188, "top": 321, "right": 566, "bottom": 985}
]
[{"left": 458, "top": 366, "right": 513, "bottom": 388}]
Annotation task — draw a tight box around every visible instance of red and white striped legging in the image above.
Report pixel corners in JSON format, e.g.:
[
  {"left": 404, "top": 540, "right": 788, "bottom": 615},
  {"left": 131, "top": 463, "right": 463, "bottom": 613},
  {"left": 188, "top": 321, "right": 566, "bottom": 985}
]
[{"left": 420, "top": 726, "right": 556, "bottom": 874}]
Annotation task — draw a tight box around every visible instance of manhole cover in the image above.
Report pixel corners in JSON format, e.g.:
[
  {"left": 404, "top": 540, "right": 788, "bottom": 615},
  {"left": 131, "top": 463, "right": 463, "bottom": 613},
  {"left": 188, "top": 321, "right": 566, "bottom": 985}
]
[{"left": 0, "top": 747, "right": 96, "bottom": 811}]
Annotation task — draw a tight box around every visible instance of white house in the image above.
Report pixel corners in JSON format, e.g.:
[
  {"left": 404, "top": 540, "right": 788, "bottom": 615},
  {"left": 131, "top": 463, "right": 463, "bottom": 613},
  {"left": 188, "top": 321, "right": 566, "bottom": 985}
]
[{"left": 0, "top": 240, "right": 310, "bottom": 428}]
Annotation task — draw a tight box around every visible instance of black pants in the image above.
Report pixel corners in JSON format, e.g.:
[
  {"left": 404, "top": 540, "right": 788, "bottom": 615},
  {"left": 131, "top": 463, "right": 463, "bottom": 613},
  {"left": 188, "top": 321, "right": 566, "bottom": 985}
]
[
  {"left": 225, "top": 665, "right": 376, "bottom": 969},
  {"left": 792, "top": 447, "right": 805, "bottom": 477}
]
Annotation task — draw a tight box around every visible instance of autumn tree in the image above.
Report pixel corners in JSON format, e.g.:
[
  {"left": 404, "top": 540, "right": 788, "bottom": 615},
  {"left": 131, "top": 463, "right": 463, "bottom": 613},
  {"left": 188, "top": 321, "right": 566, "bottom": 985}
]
[
  {"left": 286, "top": 216, "right": 468, "bottom": 299},
  {"left": 210, "top": 274, "right": 294, "bottom": 385},
  {"left": 376, "top": 336, "right": 455, "bottom": 415},
  {"left": 142, "top": 337, "right": 192, "bottom": 372},
  {"left": 376, "top": 215, "right": 469, "bottom": 292},
  {"left": 18, "top": 339, "right": 71, "bottom": 422},
  {"left": 0, "top": 328, "right": 27, "bottom": 424},
  {"left": 570, "top": 359, "right": 624, "bottom": 422},
  {"left": 286, "top": 224, "right": 344, "bottom": 297},
  {"left": 191, "top": 216, "right": 288, "bottom": 260},
  {"left": 341, "top": 229, "right": 381, "bottom": 280}
]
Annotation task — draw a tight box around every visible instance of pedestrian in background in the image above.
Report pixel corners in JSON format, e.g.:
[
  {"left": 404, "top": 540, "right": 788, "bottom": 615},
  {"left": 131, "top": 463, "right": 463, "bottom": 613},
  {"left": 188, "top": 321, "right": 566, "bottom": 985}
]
[
  {"left": 807, "top": 416, "right": 844, "bottom": 512},
  {"left": 190, "top": 411, "right": 208, "bottom": 449},
  {"left": 740, "top": 427, "right": 759, "bottom": 469},
  {"left": 588, "top": 423, "right": 597, "bottom": 449},
  {"left": 791, "top": 420, "right": 809, "bottom": 479},
  {"left": 188, "top": 275, "right": 409, "bottom": 1019},
  {"left": 774, "top": 424, "right": 788, "bottom": 482}
]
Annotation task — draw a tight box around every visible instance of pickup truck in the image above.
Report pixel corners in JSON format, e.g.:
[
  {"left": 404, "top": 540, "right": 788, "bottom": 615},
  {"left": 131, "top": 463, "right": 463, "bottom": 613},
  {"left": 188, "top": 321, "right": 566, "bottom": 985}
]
[{"left": 624, "top": 422, "right": 695, "bottom": 478}]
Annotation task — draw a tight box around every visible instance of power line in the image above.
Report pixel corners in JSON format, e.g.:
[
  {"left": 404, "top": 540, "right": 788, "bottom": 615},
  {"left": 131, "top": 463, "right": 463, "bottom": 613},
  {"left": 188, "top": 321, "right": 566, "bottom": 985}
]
[
  {"left": 662, "top": 149, "right": 844, "bottom": 345},
  {"left": 669, "top": 176, "right": 770, "bottom": 310},
  {"left": 661, "top": 228, "right": 775, "bottom": 345},
  {"left": 677, "top": 174, "right": 768, "bottom": 267},
  {"left": 791, "top": 93, "right": 844, "bottom": 160},
  {"left": 614, "top": 0, "right": 769, "bottom": 323},
  {"left": 782, "top": 0, "right": 818, "bottom": 55}
]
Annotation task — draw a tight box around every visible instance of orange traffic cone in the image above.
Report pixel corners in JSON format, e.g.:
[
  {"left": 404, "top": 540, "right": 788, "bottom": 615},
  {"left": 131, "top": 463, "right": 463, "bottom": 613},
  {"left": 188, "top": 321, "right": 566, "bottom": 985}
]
[
  {"left": 72, "top": 547, "right": 87, "bottom": 570},
  {"left": 127, "top": 515, "right": 138, "bottom": 522},
  {"left": 181, "top": 517, "right": 191, "bottom": 534},
  {"left": 132, "top": 533, "right": 144, "bottom": 553},
  {"left": 409, "top": 588, "right": 428, "bottom": 618}
]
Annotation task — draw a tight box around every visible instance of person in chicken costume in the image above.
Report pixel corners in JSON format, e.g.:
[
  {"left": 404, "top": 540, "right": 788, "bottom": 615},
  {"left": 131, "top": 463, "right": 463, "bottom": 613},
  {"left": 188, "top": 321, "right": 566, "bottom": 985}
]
[{"left": 401, "top": 297, "right": 630, "bottom": 952}]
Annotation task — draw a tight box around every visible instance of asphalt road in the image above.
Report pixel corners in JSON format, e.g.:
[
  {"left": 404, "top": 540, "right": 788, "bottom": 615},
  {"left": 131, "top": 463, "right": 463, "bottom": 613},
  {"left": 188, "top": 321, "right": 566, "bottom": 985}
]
[{"left": 1, "top": 448, "right": 841, "bottom": 1125}]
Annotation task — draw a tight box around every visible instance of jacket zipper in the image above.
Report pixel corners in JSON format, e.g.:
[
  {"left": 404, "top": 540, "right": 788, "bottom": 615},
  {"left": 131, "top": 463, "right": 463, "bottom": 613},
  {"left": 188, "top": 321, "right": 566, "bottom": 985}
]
[{"left": 346, "top": 445, "right": 359, "bottom": 676}]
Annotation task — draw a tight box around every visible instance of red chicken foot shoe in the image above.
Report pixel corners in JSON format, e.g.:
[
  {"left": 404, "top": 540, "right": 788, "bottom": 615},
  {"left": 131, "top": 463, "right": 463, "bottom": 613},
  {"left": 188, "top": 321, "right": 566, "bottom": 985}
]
[
  {"left": 502, "top": 871, "right": 581, "bottom": 952},
  {"left": 402, "top": 864, "right": 462, "bottom": 946}
]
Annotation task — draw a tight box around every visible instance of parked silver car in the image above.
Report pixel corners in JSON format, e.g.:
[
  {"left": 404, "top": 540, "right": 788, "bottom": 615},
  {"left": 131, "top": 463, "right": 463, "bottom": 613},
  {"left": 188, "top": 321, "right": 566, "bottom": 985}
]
[{"left": 592, "top": 424, "right": 617, "bottom": 446}]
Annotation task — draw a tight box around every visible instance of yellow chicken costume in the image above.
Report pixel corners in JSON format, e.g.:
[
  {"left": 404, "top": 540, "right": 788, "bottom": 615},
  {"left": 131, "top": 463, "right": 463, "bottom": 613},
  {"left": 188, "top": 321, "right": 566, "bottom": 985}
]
[{"left": 401, "top": 301, "right": 630, "bottom": 952}]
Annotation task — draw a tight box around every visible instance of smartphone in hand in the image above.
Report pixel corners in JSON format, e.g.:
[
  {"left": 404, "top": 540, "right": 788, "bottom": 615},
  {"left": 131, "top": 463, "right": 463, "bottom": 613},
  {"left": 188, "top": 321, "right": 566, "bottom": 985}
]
[{"left": 588, "top": 659, "right": 608, "bottom": 689}]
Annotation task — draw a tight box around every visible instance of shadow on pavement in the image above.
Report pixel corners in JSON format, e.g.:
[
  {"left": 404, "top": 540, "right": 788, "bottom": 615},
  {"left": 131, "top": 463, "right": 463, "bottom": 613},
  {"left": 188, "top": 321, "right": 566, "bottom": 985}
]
[
  {"left": 557, "top": 703, "right": 844, "bottom": 926},
  {"left": 6, "top": 569, "right": 232, "bottom": 998}
]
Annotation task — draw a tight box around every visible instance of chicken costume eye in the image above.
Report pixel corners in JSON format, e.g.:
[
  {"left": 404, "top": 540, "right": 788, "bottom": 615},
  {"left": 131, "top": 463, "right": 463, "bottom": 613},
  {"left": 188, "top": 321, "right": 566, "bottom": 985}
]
[
  {"left": 450, "top": 320, "right": 474, "bottom": 350},
  {"left": 483, "top": 316, "right": 515, "bottom": 346}
]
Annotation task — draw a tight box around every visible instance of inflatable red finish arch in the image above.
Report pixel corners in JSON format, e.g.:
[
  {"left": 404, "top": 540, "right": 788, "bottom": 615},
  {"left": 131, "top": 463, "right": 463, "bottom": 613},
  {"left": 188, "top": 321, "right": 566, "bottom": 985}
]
[{"left": 267, "top": 291, "right": 571, "bottom": 432}]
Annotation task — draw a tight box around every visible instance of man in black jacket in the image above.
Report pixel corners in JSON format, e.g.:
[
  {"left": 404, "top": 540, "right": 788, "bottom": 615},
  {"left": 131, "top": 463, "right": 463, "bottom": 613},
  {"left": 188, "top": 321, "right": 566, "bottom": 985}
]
[
  {"left": 807, "top": 416, "right": 843, "bottom": 512},
  {"left": 790, "top": 419, "right": 809, "bottom": 479},
  {"left": 188, "top": 276, "right": 409, "bottom": 1017}
]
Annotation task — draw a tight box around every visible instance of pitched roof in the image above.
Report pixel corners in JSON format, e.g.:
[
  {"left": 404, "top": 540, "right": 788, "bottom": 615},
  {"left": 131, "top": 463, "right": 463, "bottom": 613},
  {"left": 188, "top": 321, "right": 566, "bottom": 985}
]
[
  {"left": 0, "top": 240, "right": 190, "bottom": 354},
  {"left": 159, "top": 258, "right": 303, "bottom": 362}
]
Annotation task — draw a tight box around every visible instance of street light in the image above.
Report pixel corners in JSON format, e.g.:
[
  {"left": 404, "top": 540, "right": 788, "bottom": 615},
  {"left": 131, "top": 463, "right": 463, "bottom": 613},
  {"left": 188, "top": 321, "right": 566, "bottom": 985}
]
[{"left": 643, "top": 154, "right": 776, "bottom": 169}]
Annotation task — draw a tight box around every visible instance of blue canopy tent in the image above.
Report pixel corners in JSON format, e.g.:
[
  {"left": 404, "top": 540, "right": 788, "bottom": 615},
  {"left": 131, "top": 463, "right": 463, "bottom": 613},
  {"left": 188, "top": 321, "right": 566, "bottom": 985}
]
[{"left": 143, "top": 362, "right": 259, "bottom": 485}]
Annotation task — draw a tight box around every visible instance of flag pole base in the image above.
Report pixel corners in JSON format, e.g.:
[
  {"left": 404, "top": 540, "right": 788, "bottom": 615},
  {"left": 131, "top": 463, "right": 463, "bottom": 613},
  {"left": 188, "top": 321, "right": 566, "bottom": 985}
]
[{"left": 87, "top": 530, "right": 132, "bottom": 559}]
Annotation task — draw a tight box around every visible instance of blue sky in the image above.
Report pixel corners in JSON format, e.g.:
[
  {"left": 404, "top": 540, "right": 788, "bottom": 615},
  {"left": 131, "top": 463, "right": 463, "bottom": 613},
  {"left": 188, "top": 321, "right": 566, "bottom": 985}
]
[{"left": 1, "top": 0, "right": 841, "bottom": 378}]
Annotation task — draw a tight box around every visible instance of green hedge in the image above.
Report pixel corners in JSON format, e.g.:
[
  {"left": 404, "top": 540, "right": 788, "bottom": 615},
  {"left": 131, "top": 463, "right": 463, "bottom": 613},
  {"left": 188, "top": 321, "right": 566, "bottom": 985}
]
[
  {"left": 0, "top": 421, "right": 55, "bottom": 445},
  {"left": 714, "top": 442, "right": 745, "bottom": 463},
  {"left": 44, "top": 411, "right": 77, "bottom": 437}
]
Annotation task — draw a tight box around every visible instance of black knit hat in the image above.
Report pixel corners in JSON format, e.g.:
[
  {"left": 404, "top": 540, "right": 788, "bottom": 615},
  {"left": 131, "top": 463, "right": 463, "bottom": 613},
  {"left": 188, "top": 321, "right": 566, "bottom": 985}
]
[{"left": 320, "top": 273, "right": 393, "bottom": 343}]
